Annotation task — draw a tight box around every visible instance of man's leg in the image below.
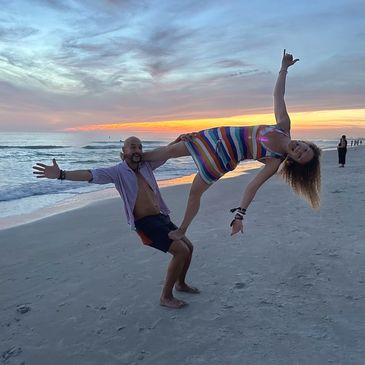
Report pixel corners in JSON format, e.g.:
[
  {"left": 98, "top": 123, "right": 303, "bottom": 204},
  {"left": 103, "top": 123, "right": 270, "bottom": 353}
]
[
  {"left": 160, "top": 239, "right": 190, "bottom": 308},
  {"left": 175, "top": 236, "right": 200, "bottom": 294}
]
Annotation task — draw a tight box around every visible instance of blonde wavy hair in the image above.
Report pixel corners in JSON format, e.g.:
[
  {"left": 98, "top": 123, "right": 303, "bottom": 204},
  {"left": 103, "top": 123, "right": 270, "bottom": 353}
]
[{"left": 278, "top": 142, "right": 321, "bottom": 209}]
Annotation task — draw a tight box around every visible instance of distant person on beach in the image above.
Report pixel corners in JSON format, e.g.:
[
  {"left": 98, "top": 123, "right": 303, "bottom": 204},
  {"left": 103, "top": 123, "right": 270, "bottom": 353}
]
[
  {"left": 33, "top": 136, "right": 199, "bottom": 309},
  {"left": 337, "top": 135, "right": 347, "bottom": 167},
  {"left": 143, "top": 50, "right": 321, "bottom": 240}
]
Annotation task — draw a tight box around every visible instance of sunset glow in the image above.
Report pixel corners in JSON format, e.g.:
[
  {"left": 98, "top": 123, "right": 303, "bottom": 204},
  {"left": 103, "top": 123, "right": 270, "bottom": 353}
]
[
  {"left": 1, "top": 1, "right": 364, "bottom": 138},
  {"left": 63, "top": 108, "right": 365, "bottom": 139}
]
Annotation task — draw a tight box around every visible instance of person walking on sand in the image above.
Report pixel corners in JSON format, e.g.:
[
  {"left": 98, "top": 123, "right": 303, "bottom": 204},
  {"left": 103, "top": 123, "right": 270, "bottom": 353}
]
[
  {"left": 33, "top": 136, "right": 199, "bottom": 309},
  {"left": 143, "top": 50, "right": 321, "bottom": 240},
  {"left": 337, "top": 135, "right": 347, "bottom": 167}
]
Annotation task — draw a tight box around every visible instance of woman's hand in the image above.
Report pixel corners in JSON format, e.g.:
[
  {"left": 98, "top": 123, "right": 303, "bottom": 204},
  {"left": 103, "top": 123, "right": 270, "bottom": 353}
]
[
  {"left": 281, "top": 49, "right": 299, "bottom": 70},
  {"left": 230, "top": 218, "right": 244, "bottom": 236}
]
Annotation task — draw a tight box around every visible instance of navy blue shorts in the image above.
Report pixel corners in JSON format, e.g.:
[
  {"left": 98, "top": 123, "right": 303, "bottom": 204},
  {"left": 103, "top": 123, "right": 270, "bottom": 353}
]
[{"left": 135, "top": 214, "right": 178, "bottom": 253}]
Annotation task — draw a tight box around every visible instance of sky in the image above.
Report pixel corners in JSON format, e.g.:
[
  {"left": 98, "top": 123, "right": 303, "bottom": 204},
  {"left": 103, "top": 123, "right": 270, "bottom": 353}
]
[{"left": 0, "top": 0, "right": 364, "bottom": 139}]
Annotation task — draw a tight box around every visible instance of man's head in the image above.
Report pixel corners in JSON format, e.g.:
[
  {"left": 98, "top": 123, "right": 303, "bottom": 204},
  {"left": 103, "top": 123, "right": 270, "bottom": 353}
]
[{"left": 121, "top": 136, "right": 143, "bottom": 166}]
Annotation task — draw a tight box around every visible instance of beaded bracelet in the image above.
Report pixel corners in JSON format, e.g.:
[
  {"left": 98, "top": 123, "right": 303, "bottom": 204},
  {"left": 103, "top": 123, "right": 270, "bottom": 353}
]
[
  {"left": 58, "top": 169, "right": 66, "bottom": 180},
  {"left": 230, "top": 207, "right": 247, "bottom": 226}
]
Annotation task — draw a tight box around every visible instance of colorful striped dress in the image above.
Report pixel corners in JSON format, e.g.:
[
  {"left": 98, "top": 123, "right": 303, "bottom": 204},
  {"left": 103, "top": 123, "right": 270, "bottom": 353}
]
[{"left": 184, "top": 125, "right": 288, "bottom": 184}]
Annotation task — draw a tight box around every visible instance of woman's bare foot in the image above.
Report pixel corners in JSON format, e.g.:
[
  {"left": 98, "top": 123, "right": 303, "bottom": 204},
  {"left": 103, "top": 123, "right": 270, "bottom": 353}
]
[
  {"left": 175, "top": 283, "right": 200, "bottom": 294},
  {"left": 160, "top": 297, "right": 188, "bottom": 309},
  {"left": 168, "top": 229, "right": 185, "bottom": 240}
]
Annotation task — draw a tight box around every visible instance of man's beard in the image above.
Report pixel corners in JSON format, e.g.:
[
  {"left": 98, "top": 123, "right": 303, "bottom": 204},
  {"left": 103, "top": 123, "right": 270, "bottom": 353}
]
[{"left": 131, "top": 153, "right": 142, "bottom": 163}]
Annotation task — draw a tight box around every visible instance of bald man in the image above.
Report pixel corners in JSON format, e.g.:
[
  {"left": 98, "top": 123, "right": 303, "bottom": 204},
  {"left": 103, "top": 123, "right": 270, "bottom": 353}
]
[{"left": 33, "top": 136, "right": 199, "bottom": 309}]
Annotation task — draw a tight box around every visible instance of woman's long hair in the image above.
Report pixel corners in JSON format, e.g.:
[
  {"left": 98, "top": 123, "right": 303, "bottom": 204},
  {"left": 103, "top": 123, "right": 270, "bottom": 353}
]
[{"left": 278, "top": 142, "right": 321, "bottom": 209}]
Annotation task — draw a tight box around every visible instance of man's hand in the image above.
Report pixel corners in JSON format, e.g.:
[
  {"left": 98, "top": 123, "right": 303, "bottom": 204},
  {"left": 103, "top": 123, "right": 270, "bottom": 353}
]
[
  {"left": 33, "top": 158, "right": 60, "bottom": 179},
  {"left": 178, "top": 132, "right": 198, "bottom": 142},
  {"left": 230, "top": 219, "right": 244, "bottom": 236},
  {"left": 172, "top": 133, "right": 197, "bottom": 144},
  {"left": 281, "top": 49, "right": 299, "bottom": 69}
]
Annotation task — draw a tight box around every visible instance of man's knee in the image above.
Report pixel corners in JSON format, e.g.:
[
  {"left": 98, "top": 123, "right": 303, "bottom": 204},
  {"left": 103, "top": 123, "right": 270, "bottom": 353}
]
[
  {"left": 183, "top": 239, "right": 194, "bottom": 253},
  {"left": 169, "top": 240, "right": 190, "bottom": 258}
]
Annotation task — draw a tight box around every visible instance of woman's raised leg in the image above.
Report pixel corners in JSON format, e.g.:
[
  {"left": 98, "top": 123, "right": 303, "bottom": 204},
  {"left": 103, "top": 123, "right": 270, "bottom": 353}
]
[{"left": 169, "top": 173, "right": 211, "bottom": 240}]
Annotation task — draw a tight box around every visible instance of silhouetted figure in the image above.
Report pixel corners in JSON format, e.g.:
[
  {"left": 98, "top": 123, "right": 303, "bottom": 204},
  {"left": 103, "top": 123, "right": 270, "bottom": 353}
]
[{"left": 337, "top": 135, "right": 347, "bottom": 167}]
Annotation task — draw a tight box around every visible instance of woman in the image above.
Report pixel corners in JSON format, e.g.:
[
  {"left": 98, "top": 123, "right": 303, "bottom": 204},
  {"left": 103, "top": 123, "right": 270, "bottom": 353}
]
[
  {"left": 144, "top": 50, "right": 321, "bottom": 239},
  {"left": 337, "top": 135, "right": 347, "bottom": 167}
]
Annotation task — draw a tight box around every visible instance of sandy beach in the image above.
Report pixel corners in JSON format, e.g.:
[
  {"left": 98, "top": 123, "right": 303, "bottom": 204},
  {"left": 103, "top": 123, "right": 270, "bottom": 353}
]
[{"left": 1, "top": 146, "right": 364, "bottom": 365}]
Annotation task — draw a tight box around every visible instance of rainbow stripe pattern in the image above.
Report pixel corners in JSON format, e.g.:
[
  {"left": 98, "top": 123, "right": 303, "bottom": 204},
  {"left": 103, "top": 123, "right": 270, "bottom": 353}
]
[{"left": 184, "top": 125, "right": 287, "bottom": 184}]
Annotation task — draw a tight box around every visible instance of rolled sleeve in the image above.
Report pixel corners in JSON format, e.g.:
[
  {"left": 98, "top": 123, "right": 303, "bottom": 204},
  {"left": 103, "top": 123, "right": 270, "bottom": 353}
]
[{"left": 90, "top": 166, "right": 118, "bottom": 184}]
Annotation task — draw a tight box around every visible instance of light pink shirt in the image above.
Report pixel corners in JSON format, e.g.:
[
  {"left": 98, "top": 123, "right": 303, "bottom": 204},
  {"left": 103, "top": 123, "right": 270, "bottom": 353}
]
[{"left": 90, "top": 160, "right": 169, "bottom": 230}]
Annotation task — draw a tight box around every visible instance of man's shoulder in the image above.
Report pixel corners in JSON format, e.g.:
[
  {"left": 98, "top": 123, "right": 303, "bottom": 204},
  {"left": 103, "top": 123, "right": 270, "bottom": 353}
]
[
  {"left": 141, "top": 160, "right": 167, "bottom": 171},
  {"left": 103, "top": 161, "right": 133, "bottom": 176},
  {"left": 140, "top": 161, "right": 156, "bottom": 170}
]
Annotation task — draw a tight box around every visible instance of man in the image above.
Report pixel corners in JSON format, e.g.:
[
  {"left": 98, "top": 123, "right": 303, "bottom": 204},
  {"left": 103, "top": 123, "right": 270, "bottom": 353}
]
[{"left": 32, "top": 136, "right": 199, "bottom": 309}]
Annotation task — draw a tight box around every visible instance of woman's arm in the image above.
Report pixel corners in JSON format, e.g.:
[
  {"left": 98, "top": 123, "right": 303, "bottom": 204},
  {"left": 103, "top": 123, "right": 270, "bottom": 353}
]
[
  {"left": 273, "top": 49, "right": 299, "bottom": 132},
  {"left": 231, "top": 159, "right": 281, "bottom": 235}
]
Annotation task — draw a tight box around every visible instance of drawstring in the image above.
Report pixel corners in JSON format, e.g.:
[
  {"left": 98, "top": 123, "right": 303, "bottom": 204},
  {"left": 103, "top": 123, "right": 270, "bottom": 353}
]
[{"left": 215, "top": 139, "right": 223, "bottom": 153}]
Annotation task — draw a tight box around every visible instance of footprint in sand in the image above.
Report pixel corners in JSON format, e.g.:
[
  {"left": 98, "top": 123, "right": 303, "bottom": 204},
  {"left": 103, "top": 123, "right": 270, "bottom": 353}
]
[
  {"left": 258, "top": 299, "right": 274, "bottom": 306},
  {"left": 234, "top": 282, "right": 247, "bottom": 289},
  {"left": 16, "top": 304, "right": 31, "bottom": 314},
  {"left": 2, "top": 347, "right": 22, "bottom": 361},
  {"left": 345, "top": 295, "right": 360, "bottom": 301}
]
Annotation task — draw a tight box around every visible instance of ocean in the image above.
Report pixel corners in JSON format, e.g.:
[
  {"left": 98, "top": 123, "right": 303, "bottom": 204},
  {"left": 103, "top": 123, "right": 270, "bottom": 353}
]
[{"left": 0, "top": 132, "right": 340, "bottom": 229}]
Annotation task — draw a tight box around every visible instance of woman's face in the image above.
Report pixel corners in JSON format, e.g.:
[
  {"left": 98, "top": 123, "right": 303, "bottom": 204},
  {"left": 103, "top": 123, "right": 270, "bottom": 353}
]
[{"left": 287, "top": 140, "right": 314, "bottom": 164}]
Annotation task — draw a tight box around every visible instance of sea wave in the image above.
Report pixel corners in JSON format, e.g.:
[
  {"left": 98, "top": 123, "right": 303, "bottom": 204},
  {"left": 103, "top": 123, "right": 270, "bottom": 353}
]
[
  {"left": 82, "top": 145, "right": 121, "bottom": 149},
  {"left": 68, "top": 159, "right": 119, "bottom": 164},
  {"left": 0, "top": 181, "right": 87, "bottom": 202},
  {"left": 0, "top": 145, "right": 70, "bottom": 149},
  {"left": 82, "top": 140, "right": 165, "bottom": 150}
]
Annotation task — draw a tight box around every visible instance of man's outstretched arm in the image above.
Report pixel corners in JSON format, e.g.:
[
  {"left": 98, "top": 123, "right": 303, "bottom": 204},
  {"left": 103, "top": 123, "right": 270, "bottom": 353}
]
[{"left": 33, "top": 158, "right": 92, "bottom": 181}]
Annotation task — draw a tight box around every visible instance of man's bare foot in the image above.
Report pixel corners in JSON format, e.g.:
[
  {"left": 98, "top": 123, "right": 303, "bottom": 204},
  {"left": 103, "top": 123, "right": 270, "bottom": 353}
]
[
  {"left": 175, "top": 284, "right": 200, "bottom": 294},
  {"left": 160, "top": 297, "right": 188, "bottom": 309},
  {"left": 168, "top": 229, "right": 185, "bottom": 240}
]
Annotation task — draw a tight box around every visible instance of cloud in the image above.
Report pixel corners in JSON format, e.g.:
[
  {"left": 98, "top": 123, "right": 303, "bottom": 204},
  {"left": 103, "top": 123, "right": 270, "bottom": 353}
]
[
  {"left": 0, "top": 1, "right": 364, "bottom": 132},
  {"left": 0, "top": 25, "right": 39, "bottom": 42},
  {"left": 290, "top": 54, "right": 365, "bottom": 111},
  {"left": 213, "top": 59, "right": 251, "bottom": 68},
  {"left": 33, "top": 0, "right": 72, "bottom": 10}
]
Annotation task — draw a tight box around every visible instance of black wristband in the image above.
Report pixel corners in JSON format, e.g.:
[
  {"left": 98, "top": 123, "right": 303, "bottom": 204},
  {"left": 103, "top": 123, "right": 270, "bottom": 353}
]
[
  {"left": 58, "top": 169, "right": 66, "bottom": 180},
  {"left": 230, "top": 207, "right": 246, "bottom": 215}
]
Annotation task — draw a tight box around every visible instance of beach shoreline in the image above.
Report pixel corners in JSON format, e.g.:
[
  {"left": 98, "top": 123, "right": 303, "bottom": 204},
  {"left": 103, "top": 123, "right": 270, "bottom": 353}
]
[
  {"left": 0, "top": 160, "right": 262, "bottom": 231},
  {"left": 1, "top": 146, "right": 364, "bottom": 365}
]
